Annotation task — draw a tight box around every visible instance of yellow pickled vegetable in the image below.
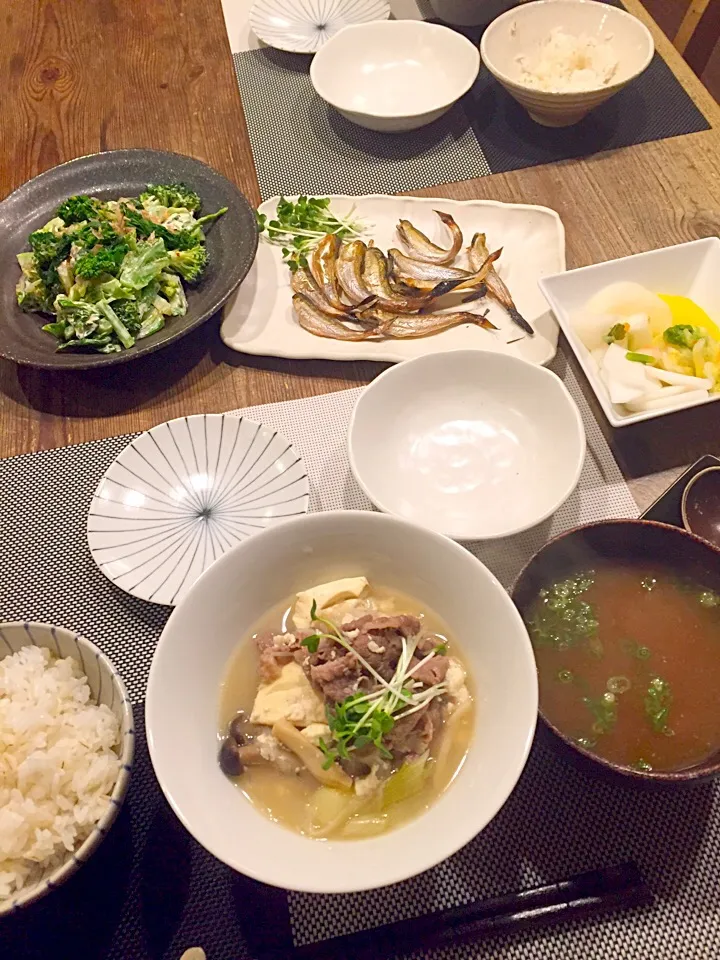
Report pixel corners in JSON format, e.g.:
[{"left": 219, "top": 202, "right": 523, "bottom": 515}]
[{"left": 657, "top": 295, "right": 720, "bottom": 341}]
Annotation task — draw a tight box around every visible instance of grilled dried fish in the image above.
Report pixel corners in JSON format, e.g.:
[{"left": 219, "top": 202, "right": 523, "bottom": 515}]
[
  {"left": 308, "top": 234, "right": 345, "bottom": 310},
  {"left": 291, "top": 267, "right": 350, "bottom": 318},
  {"left": 362, "top": 247, "right": 429, "bottom": 313},
  {"left": 336, "top": 241, "right": 372, "bottom": 305},
  {"left": 293, "top": 295, "right": 376, "bottom": 341},
  {"left": 467, "top": 233, "right": 534, "bottom": 336},
  {"left": 380, "top": 310, "right": 497, "bottom": 340},
  {"left": 453, "top": 247, "right": 502, "bottom": 292},
  {"left": 396, "top": 211, "right": 463, "bottom": 265},
  {"left": 388, "top": 248, "right": 469, "bottom": 292}
]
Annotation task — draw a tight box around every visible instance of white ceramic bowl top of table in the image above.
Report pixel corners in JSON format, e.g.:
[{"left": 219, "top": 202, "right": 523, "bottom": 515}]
[
  {"left": 146, "top": 510, "right": 538, "bottom": 892},
  {"left": 480, "top": 0, "right": 654, "bottom": 127},
  {"left": 348, "top": 350, "right": 586, "bottom": 540},
  {"left": 310, "top": 20, "right": 481, "bottom": 132}
]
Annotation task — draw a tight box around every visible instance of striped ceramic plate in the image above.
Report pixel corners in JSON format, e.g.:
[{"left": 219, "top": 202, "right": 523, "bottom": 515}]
[
  {"left": 250, "top": 0, "right": 390, "bottom": 53},
  {"left": 87, "top": 414, "right": 310, "bottom": 607}
]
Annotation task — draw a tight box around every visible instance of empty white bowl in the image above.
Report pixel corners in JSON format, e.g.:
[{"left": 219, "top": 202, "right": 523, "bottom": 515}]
[
  {"left": 480, "top": 0, "right": 654, "bottom": 127},
  {"left": 539, "top": 237, "right": 720, "bottom": 427},
  {"left": 309, "top": 21, "right": 481, "bottom": 132},
  {"left": 348, "top": 351, "right": 586, "bottom": 540},
  {"left": 146, "top": 511, "right": 538, "bottom": 892}
]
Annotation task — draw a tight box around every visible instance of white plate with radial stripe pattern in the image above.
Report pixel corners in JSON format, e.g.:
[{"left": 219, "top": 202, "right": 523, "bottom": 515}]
[
  {"left": 249, "top": 0, "right": 390, "bottom": 53},
  {"left": 87, "top": 414, "right": 310, "bottom": 607}
]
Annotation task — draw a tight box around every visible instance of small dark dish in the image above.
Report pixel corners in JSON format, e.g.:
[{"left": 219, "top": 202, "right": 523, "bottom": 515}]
[
  {"left": 512, "top": 519, "right": 720, "bottom": 785},
  {"left": 681, "top": 466, "right": 720, "bottom": 550},
  {"left": 0, "top": 149, "right": 258, "bottom": 370}
]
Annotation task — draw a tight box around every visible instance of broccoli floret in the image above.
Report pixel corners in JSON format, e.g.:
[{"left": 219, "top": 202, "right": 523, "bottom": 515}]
[
  {"left": 140, "top": 182, "right": 201, "bottom": 212},
  {"left": 57, "top": 195, "right": 103, "bottom": 225},
  {"left": 29, "top": 230, "right": 71, "bottom": 267},
  {"left": 28, "top": 230, "right": 72, "bottom": 299},
  {"left": 663, "top": 325, "right": 702, "bottom": 349},
  {"left": 75, "top": 241, "right": 129, "bottom": 279},
  {"left": 166, "top": 245, "right": 208, "bottom": 283}
]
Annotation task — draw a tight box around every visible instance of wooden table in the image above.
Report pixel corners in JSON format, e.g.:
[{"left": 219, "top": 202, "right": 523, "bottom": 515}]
[{"left": 1, "top": 0, "right": 719, "bottom": 511}]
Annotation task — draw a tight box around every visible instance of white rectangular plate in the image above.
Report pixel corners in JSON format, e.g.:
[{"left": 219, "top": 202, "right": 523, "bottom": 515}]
[
  {"left": 539, "top": 237, "right": 720, "bottom": 427},
  {"left": 221, "top": 194, "right": 565, "bottom": 365}
]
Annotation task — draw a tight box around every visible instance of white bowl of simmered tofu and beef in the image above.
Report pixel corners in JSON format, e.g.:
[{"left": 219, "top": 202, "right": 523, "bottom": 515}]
[{"left": 146, "top": 511, "right": 538, "bottom": 893}]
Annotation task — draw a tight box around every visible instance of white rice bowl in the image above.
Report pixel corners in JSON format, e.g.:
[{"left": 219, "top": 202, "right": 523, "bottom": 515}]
[{"left": 0, "top": 624, "right": 133, "bottom": 913}]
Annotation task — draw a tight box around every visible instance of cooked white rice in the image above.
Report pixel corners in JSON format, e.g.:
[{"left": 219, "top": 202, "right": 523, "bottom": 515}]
[
  {"left": 516, "top": 28, "right": 619, "bottom": 92},
  {"left": 0, "top": 646, "right": 120, "bottom": 900}
]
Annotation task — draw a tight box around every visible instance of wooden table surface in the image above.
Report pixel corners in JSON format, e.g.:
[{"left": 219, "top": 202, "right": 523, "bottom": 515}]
[{"left": 1, "top": 0, "right": 719, "bottom": 511}]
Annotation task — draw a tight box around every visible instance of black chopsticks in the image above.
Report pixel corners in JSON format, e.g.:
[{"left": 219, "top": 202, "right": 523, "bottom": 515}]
[{"left": 292, "top": 862, "right": 652, "bottom": 960}]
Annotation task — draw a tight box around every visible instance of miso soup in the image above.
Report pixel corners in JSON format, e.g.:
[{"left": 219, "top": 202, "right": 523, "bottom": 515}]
[{"left": 525, "top": 562, "right": 720, "bottom": 772}]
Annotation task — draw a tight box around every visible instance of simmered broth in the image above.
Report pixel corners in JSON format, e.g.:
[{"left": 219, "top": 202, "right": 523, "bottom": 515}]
[
  {"left": 526, "top": 562, "right": 720, "bottom": 771},
  {"left": 220, "top": 584, "right": 474, "bottom": 839}
]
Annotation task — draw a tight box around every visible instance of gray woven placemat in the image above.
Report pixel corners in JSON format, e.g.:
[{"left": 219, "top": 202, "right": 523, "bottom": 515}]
[
  {"left": 233, "top": 48, "right": 492, "bottom": 199},
  {"left": 1, "top": 358, "right": 718, "bottom": 958},
  {"left": 233, "top": 1, "right": 710, "bottom": 200}
]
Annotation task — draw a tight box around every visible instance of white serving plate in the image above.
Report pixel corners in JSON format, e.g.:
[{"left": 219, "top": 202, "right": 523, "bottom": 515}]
[
  {"left": 539, "top": 237, "right": 720, "bottom": 428},
  {"left": 221, "top": 194, "right": 565, "bottom": 365}
]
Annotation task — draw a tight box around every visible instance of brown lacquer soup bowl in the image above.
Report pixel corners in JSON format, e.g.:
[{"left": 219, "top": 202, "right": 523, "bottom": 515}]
[{"left": 512, "top": 519, "right": 720, "bottom": 786}]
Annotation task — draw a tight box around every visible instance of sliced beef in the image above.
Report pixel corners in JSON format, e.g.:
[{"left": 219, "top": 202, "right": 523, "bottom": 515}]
[
  {"left": 410, "top": 655, "right": 449, "bottom": 688},
  {"left": 385, "top": 707, "right": 434, "bottom": 758},
  {"left": 310, "top": 653, "right": 362, "bottom": 702},
  {"left": 255, "top": 631, "right": 301, "bottom": 682},
  {"left": 386, "top": 698, "right": 445, "bottom": 758},
  {"left": 343, "top": 613, "right": 422, "bottom": 680}
]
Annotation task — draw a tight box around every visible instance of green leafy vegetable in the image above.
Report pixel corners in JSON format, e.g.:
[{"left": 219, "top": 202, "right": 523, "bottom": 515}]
[
  {"left": 16, "top": 182, "right": 226, "bottom": 354},
  {"left": 645, "top": 677, "right": 672, "bottom": 734},
  {"left": 527, "top": 572, "right": 600, "bottom": 653},
  {"left": 583, "top": 691, "right": 617, "bottom": 735},
  {"left": 698, "top": 589, "right": 720, "bottom": 609},
  {"left": 257, "top": 195, "right": 367, "bottom": 271}
]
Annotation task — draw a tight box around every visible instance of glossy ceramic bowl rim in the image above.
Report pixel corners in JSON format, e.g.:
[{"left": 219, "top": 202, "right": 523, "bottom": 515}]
[
  {"left": 310, "top": 21, "right": 481, "bottom": 119},
  {"left": 0, "top": 622, "right": 134, "bottom": 916},
  {"left": 146, "top": 509, "right": 539, "bottom": 892},
  {"left": 512, "top": 518, "right": 720, "bottom": 784},
  {"left": 480, "top": 0, "right": 655, "bottom": 98},
  {"left": 347, "top": 351, "right": 587, "bottom": 541},
  {"left": 681, "top": 466, "right": 720, "bottom": 539}
]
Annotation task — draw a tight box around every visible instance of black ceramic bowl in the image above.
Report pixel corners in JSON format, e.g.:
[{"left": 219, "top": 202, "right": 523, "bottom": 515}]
[
  {"left": 0, "top": 149, "right": 258, "bottom": 370},
  {"left": 512, "top": 519, "right": 720, "bottom": 785}
]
